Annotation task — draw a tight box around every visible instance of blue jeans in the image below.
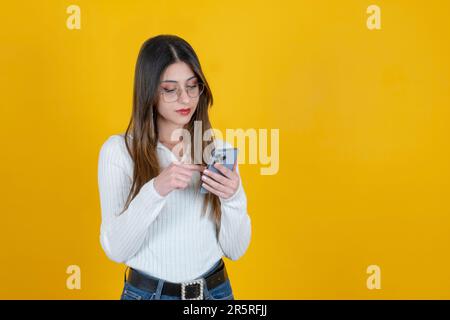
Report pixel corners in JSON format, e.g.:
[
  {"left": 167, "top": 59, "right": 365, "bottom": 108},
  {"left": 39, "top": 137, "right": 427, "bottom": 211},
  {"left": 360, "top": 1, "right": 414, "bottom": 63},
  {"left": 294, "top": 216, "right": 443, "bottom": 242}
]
[{"left": 120, "top": 259, "right": 235, "bottom": 300}]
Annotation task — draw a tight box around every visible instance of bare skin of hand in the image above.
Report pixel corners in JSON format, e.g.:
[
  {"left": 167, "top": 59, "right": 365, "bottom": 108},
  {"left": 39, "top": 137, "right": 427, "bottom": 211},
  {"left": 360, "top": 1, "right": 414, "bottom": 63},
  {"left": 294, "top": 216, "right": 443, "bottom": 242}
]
[
  {"left": 201, "top": 162, "right": 239, "bottom": 199},
  {"left": 154, "top": 162, "right": 205, "bottom": 197}
]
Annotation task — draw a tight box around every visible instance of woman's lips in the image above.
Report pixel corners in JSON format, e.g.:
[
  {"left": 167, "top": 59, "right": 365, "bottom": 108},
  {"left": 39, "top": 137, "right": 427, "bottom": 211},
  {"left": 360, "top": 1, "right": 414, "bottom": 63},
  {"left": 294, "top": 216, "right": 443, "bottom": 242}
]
[{"left": 176, "top": 108, "right": 191, "bottom": 116}]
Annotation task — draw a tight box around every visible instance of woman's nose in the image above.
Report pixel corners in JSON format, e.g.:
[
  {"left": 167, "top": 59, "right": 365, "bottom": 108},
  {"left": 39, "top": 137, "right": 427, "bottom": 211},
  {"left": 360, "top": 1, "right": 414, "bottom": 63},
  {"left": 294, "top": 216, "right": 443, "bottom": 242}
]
[{"left": 178, "top": 87, "right": 191, "bottom": 103}]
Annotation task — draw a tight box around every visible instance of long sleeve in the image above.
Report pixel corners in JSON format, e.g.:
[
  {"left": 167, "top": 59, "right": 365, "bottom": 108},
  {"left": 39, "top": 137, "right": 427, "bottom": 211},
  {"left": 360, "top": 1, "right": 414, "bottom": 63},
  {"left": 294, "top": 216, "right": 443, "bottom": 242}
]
[
  {"left": 97, "top": 136, "right": 167, "bottom": 263},
  {"left": 218, "top": 162, "right": 252, "bottom": 261}
]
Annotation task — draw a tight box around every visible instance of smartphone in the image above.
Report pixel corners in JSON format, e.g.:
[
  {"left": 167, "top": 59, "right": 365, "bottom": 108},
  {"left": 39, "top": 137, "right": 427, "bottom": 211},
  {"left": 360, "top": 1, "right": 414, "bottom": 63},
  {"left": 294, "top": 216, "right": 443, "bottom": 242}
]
[{"left": 200, "top": 147, "right": 238, "bottom": 194}]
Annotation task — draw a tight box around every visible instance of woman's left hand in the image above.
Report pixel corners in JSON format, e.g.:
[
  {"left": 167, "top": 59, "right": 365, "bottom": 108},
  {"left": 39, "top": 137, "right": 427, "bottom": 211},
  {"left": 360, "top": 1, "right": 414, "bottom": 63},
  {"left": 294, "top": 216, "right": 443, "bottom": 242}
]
[{"left": 201, "top": 162, "right": 239, "bottom": 199}]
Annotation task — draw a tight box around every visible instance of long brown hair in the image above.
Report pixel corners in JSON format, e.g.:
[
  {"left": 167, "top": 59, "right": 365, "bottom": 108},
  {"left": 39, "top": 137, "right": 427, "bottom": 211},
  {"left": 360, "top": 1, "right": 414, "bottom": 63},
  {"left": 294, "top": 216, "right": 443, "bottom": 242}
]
[{"left": 120, "top": 34, "right": 222, "bottom": 234}]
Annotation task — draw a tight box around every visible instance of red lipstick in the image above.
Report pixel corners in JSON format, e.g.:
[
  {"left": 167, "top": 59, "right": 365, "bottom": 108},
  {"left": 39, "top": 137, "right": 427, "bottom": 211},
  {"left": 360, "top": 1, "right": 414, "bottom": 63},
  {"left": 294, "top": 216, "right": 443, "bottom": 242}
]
[{"left": 176, "top": 108, "right": 191, "bottom": 116}]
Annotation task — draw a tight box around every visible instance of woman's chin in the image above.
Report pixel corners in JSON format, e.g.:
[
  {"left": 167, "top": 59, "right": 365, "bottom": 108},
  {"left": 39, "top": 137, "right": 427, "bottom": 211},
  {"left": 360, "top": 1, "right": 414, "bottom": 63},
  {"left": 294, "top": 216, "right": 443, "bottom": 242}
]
[{"left": 170, "top": 118, "right": 191, "bottom": 127}]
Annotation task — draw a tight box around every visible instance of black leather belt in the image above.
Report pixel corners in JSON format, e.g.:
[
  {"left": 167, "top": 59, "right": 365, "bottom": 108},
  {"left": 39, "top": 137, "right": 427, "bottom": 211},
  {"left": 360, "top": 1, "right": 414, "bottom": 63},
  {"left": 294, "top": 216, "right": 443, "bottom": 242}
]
[{"left": 125, "top": 259, "right": 228, "bottom": 300}]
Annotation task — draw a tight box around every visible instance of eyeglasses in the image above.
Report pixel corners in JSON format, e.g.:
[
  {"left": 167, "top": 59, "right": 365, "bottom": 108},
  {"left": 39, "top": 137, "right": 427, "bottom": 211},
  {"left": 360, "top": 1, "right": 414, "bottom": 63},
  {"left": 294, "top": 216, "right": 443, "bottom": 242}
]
[{"left": 159, "top": 82, "right": 205, "bottom": 103}]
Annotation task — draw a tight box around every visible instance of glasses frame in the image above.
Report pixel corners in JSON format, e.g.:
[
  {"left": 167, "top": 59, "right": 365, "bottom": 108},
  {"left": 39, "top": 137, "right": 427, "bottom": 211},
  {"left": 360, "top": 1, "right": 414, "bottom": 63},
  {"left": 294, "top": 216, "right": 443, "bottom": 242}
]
[{"left": 159, "top": 82, "right": 205, "bottom": 103}]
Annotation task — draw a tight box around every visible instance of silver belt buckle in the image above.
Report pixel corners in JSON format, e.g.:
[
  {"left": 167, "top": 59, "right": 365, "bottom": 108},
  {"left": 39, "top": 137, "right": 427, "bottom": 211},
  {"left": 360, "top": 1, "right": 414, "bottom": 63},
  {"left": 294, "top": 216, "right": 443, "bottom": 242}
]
[{"left": 181, "top": 278, "right": 204, "bottom": 300}]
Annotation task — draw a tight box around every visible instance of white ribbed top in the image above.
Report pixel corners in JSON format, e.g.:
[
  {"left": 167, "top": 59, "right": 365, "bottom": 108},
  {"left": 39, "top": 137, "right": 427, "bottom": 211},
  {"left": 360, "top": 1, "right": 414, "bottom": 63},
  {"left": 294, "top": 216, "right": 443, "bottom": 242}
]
[{"left": 97, "top": 133, "right": 251, "bottom": 283}]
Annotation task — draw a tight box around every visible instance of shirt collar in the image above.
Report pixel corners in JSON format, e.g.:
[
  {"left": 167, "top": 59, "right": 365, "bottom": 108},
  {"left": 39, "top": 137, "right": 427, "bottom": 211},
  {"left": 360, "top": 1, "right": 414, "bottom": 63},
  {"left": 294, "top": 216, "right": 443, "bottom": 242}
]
[
  {"left": 157, "top": 140, "right": 189, "bottom": 162},
  {"left": 156, "top": 140, "right": 165, "bottom": 150}
]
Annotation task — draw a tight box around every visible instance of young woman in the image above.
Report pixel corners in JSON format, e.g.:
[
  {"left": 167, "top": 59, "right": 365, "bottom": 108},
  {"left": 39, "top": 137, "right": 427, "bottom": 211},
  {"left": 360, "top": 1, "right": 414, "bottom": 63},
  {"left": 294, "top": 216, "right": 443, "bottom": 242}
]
[{"left": 97, "top": 34, "right": 252, "bottom": 300}]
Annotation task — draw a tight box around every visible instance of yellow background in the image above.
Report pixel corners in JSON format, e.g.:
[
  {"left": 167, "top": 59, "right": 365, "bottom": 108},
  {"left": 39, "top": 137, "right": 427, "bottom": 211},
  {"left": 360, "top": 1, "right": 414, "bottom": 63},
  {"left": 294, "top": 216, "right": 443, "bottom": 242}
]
[{"left": 1, "top": 0, "right": 449, "bottom": 299}]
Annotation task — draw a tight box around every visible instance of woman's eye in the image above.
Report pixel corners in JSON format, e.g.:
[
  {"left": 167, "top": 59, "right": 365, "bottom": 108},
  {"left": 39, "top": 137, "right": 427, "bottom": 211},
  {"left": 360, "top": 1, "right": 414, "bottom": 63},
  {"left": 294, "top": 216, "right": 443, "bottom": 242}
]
[
  {"left": 187, "top": 85, "right": 197, "bottom": 89},
  {"left": 163, "top": 88, "right": 176, "bottom": 93}
]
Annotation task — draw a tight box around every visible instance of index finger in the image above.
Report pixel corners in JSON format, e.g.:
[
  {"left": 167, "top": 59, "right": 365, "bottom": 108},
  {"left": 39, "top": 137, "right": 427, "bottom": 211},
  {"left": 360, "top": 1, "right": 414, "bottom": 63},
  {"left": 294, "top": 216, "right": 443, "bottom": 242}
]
[{"left": 176, "top": 163, "right": 206, "bottom": 172}]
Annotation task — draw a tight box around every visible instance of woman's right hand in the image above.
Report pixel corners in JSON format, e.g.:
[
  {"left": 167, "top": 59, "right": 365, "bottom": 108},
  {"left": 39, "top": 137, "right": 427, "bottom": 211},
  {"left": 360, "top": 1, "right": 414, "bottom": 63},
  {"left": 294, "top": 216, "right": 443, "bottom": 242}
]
[{"left": 153, "top": 161, "right": 205, "bottom": 197}]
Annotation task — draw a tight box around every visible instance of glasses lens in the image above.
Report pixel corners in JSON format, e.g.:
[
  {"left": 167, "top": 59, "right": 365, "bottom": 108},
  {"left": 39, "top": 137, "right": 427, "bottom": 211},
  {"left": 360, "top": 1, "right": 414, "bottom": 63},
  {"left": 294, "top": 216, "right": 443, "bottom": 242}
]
[
  {"left": 187, "top": 83, "right": 204, "bottom": 98},
  {"left": 161, "top": 88, "right": 178, "bottom": 102},
  {"left": 161, "top": 83, "right": 204, "bottom": 102}
]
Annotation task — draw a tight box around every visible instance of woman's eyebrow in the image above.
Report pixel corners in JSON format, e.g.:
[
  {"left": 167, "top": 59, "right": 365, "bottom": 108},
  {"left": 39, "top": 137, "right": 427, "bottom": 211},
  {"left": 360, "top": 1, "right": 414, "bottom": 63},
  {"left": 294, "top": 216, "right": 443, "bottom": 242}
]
[{"left": 161, "top": 75, "right": 197, "bottom": 83}]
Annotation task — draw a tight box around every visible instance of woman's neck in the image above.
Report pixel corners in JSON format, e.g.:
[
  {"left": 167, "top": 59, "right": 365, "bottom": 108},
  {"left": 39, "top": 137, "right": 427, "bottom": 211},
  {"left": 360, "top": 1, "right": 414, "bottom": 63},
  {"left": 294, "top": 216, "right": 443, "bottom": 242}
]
[{"left": 156, "top": 117, "right": 187, "bottom": 151}]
